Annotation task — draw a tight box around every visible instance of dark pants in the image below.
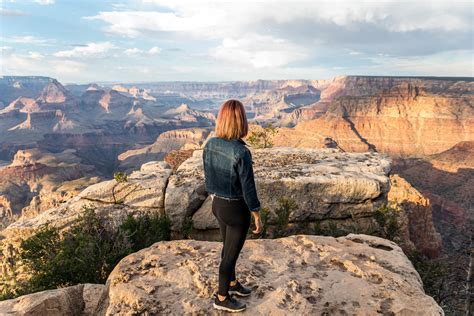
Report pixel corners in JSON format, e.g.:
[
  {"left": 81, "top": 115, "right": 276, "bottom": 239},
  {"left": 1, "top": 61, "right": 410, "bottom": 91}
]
[{"left": 212, "top": 196, "right": 251, "bottom": 296}]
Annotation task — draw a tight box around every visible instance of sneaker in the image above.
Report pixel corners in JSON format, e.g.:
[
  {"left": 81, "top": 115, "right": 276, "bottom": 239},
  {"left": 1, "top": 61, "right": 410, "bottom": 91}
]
[
  {"left": 213, "top": 294, "right": 247, "bottom": 312},
  {"left": 229, "top": 281, "right": 252, "bottom": 297}
]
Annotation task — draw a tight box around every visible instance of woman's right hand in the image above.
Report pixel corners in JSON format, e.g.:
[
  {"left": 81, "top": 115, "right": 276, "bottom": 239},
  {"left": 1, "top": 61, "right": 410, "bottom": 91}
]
[{"left": 251, "top": 211, "right": 263, "bottom": 234}]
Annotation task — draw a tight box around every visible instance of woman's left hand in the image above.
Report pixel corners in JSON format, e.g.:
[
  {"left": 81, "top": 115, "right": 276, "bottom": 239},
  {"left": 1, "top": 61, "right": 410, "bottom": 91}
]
[{"left": 251, "top": 211, "right": 263, "bottom": 234}]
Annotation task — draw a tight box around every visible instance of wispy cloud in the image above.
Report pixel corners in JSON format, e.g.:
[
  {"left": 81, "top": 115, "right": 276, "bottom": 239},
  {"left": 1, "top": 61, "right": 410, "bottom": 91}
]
[
  {"left": 148, "top": 46, "right": 161, "bottom": 55},
  {"left": 1, "top": 35, "right": 55, "bottom": 45},
  {"left": 53, "top": 42, "right": 116, "bottom": 58},
  {"left": 0, "top": 8, "right": 27, "bottom": 16},
  {"left": 85, "top": 0, "right": 473, "bottom": 72},
  {"left": 124, "top": 48, "right": 143, "bottom": 56},
  {"left": 34, "top": 0, "right": 55, "bottom": 5},
  {"left": 212, "top": 34, "right": 306, "bottom": 68}
]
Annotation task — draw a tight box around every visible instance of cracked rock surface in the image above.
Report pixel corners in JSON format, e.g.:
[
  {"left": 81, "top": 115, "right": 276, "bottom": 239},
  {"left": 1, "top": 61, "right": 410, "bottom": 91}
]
[{"left": 95, "top": 234, "right": 443, "bottom": 315}]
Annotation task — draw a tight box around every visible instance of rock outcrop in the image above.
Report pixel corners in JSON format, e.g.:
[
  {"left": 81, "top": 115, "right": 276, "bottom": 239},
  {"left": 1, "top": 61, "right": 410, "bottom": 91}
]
[
  {"left": 92, "top": 234, "right": 443, "bottom": 315},
  {"left": 388, "top": 174, "right": 443, "bottom": 258},
  {"left": 118, "top": 127, "right": 211, "bottom": 172},
  {"left": 0, "top": 283, "right": 104, "bottom": 315},
  {"left": 0, "top": 148, "right": 99, "bottom": 229},
  {"left": 170, "top": 147, "right": 392, "bottom": 233},
  {"left": 0, "top": 161, "right": 172, "bottom": 243},
  {"left": 0, "top": 235, "right": 443, "bottom": 315}
]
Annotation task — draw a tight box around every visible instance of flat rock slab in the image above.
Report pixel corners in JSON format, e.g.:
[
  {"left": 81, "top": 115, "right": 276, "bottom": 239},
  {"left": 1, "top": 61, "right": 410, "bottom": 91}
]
[
  {"left": 79, "top": 161, "right": 172, "bottom": 209},
  {"left": 98, "top": 234, "right": 442, "bottom": 315},
  {"left": 166, "top": 147, "right": 392, "bottom": 230},
  {"left": 1, "top": 161, "right": 172, "bottom": 242}
]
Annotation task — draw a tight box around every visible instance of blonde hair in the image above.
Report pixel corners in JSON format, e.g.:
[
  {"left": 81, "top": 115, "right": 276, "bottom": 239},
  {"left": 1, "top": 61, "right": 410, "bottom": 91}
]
[{"left": 215, "top": 99, "right": 248, "bottom": 140}]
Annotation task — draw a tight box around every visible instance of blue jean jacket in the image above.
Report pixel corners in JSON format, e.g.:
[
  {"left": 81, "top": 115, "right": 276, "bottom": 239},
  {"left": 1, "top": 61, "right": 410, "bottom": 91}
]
[{"left": 203, "top": 136, "right": 261, "bottom": 212}]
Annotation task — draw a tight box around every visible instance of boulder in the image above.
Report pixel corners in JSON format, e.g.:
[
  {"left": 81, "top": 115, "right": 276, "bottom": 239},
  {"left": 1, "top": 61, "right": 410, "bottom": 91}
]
[
  {"left": 79, "top": 161, "right": 171, "bottom": 209},
  {"left": 96, "top": 234, "right": 443, "bottom": 315},
  {"left": 0, "top": 283, "right": 105, "bottom": 316}
]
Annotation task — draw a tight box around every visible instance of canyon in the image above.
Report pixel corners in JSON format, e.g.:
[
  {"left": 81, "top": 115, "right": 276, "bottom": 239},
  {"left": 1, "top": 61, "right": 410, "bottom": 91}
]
[{"left": 0, "top": 75, "right": 472, "bottom": 313}]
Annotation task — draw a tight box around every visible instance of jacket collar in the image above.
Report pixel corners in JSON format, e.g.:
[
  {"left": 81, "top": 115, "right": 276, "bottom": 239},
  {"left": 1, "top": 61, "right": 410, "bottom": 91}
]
[
  {"left": 236, "top": 138, "right": 247, "bottom": 145},
  {"left": 215, "top": 136, "right": 247, "bottom": 146}
]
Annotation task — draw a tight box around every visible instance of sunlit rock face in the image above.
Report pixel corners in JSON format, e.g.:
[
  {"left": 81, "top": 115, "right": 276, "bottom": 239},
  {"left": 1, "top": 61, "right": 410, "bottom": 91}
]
[
  {"left": 95, "top": 234, "right": 443, "bottom": 315},
  {"left": 273, "top": 77, "right": 474, "bottom": 157}
]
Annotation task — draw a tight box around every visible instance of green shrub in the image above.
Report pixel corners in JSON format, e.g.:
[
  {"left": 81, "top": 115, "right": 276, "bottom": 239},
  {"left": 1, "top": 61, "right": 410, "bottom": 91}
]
[
  {"left": 180, "top": 217, "right": 194, "bottom": 239},
  {"left": 6, "top": 205, "right": 171, "bottom": 298},
  {"left": 113, "top": 171, "right": 128, "bottom": 183},
  {"left": 274, "top": 197, "right": 297, "bottom": 238},
  {"left": 373, "top": 203, "right": 400, "bottom": 241},
  {"left": 246, "top": 122, "right": 278, "bottom": 148},
  {"left": 120, "top": 212, "right": 172, "bottom": 252},
  {"left": 112, "top": 171, "right": 128, "bottom": 204}
]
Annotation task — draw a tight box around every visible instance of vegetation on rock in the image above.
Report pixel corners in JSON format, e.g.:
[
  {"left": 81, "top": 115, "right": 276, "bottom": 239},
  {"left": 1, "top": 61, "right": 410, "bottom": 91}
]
[
  {"left": 246, "top": 122, "right": 278, "bottom": 148},
  {"left": 112, "top": 171, "right": 128, "bottom": 204},
  {"left": 0, "top": 205, "right": 171, "bottom": 300}
]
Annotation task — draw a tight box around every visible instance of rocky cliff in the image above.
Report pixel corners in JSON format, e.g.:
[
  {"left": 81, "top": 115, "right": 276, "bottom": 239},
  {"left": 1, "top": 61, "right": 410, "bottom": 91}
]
[
  {"left": 273, "top": 77, "right": 474, "bottom": 157},
  {"left": 0, "top": 234, "right": 443, "bottom": 315},
  {"left": 0, "top": 148, "right": 100, "bottom": 229},
  {"left": 0, "top": 147, "right": 442, "bottom": 288},
  {"left": 117, "top": 127, "right": 212, "bottom": 172}
]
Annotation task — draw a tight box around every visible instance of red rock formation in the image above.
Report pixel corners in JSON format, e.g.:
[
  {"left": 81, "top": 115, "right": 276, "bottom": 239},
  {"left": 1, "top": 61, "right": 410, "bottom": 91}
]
[
  {"left": 273, "top": 77, "right": 474, "bottom": 157},
  {"left": 388, "top": 174, "right": 442, "bottom": 258}
]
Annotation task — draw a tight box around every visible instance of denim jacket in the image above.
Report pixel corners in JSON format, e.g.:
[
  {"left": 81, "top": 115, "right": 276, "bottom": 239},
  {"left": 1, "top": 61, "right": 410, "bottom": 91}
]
[{"left": 202, "top": 136, "right": 261, "bottom": 212}]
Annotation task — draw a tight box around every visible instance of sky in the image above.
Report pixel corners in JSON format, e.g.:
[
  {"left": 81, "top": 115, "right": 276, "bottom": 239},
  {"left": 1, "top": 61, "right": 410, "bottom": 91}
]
[{"left": 0, "top": 0, "right": 473, "bottom": 83}]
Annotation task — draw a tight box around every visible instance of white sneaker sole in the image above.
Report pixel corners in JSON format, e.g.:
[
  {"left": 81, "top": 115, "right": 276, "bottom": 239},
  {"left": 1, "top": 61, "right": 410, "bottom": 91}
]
[
  {"left": 228, "top": 290, "right": 251, "bottom": 297},
  {"left": 213, "top": 303, "right": 246, "bottom": 312}
]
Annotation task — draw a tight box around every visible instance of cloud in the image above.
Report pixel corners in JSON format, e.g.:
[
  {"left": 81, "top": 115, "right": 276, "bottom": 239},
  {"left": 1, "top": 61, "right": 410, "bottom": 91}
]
[
  {"left": 88, "top": 1, "right": 472, "bottom": 36},
  {"left": 0, "top": 46, "right": 14, "bottom": 53},
  {"left": 28, "top": 51, "right": 44, "bottom": 60},
  {"left": 34, "top": 0, "right": 55, "bottom": 5},
  {"left": 52, "top": 60, "right": 85, "bottom": 75},
  {"left": 212, "top": 34, "right": 307, "bottom": 68},
  {"left": 0, "top": 51, "right": 87, "bottom": 81},
  {"left": 1, "top": 35, "right": 55, "bottom": 45},
  {"left": 124, "top": 48, "right": 143, "bottom": 56},
  {"left": 0, "top": 8, "right": 27, "bottom": 16},
  {"left": 53, "top": 42, "right": 116, "bottom": 58},
  {"left": 85, "top": 0, "right": 473, "bottom": 71},
  {"left": 148, "top": 46, "right": 161, "bottom": 55}
]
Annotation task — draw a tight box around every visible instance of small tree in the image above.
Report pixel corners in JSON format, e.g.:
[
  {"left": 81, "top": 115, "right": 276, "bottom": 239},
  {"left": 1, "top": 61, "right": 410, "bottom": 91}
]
[
  {"left": 112, "top": 171, "right": 128, "bottom": 204},
  {"left": 246, "top": 122, "right": 278, "bottom": 148}
]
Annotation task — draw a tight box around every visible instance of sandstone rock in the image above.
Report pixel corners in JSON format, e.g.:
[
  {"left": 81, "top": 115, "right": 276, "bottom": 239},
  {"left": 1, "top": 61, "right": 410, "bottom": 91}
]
[
  {"left": 82, "top": 284, "right": 106, "bottom": 316},
  {"left": 79, "top": 161, "right": 171, "bottom": 209},
  {"left": 0, "top": 284, "right": 85, "bottom": 316},
  {"left": 118, "top": 127, "right": 211, "bottom": 172},
  {"left": 0, "top": 161, "right": 172, "bottom": 244},
  {"left": 164, "top": 150, "right": 207, "bottom": 230},
  {"left": 192, "top": 195, "right": 219, "bottom": 230},
  {"left": 388, "top": 174, "right": 442, "bottom": 258},
  {"left": 273, "top": 77, "right": 474, "bottom": 157},
  {"left": 97, "top": 234, "right": 443, "bottom": 315},
  {"left": 0, "top": 148, "right": 98, "bottom": 225},
  {"left": 167, "top": 147, "right": 391, "bottom": 232},
  {"left": 0, "top": 283, "right": 105, "bottom": 316}
]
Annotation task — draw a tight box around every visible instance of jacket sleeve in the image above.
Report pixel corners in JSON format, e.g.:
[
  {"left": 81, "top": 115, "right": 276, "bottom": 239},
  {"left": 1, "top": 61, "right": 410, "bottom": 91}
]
[{"left": 236, "top": 149, "right": 261, "bottom": 212}]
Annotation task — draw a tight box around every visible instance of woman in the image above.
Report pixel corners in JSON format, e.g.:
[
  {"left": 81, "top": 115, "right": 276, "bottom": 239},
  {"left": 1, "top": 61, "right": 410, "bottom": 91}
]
[{"left": 202, "top": 99, "right": 263, "bottom": 312}]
